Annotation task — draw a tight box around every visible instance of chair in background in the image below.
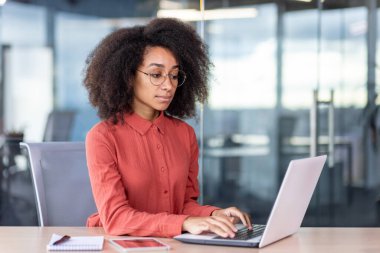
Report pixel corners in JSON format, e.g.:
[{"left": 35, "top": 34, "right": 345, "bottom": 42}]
[
  {"left": 0, "top": 133, "right": 38, "bottom": 225},
  {"left": 43, "top": 110, "right": 76, "bottom": 141},
  {"left": 19, "top": 142, "right": 97, "bottom": 226}
]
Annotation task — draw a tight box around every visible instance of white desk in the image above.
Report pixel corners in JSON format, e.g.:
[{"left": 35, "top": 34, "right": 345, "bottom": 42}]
[{"left": 0, "top": 226, "right": 379, "bottom": 253}]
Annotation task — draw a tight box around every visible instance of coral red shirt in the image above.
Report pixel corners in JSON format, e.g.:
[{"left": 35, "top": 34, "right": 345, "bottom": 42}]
[{"left": 85, "top": 112, "right": 218, "bottom": 237}]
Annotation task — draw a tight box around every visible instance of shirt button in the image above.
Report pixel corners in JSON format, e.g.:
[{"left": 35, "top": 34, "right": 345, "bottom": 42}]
[
  {"left": 164, "top": 190, "right": 168, "bottom": 194},
  {"left": 161, "top": 167, "right": 165, "bottom": 172},
  {"left": 157, "top": 144, "right": 161, "bottom": 149}
]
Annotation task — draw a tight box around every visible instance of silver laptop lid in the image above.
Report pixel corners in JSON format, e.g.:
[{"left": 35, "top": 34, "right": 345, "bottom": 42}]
[{"left": 259, "top": 155, "right": 327, "bottom": 248}]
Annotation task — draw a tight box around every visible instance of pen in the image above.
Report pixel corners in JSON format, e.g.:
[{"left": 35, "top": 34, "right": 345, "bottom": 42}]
[{"left": 53, "top": 235, "right": 71, "bottom": 245}]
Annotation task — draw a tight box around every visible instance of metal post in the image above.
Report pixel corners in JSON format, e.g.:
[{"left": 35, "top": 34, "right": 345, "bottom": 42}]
[
  {"left": 365, "top": 0, "right": 377, "bottom": 188},
  {"left": 275, "top": 0, "right": 285, "bottom": 188},
  {"left": 311, "top": 88, "right": 335, "bottom": 225},
  {"left": 310, "top": 89, "right": 318, "bottom": 158},
  {"left": 328, "top": 89, "right": 335, "bottom": 224},
  {"left": 328, "top": 90, "right": 335, "bottom": 168}
]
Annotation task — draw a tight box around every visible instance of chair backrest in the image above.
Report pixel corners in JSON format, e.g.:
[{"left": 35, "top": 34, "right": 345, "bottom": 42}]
[
  {"left": 43, "top": 111, "right": 76, "bottom": 142},
  {"left": 20, "top": 142, "right": 97, "bottom": 226}
]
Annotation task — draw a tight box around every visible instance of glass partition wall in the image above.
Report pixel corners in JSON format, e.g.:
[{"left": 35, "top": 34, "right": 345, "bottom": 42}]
[
  {"left": 202, "top": 3, "right": 278, "bottom": 223},
  {"left": 0, "top": 0, "right": 380, "bottom": 227},
  {"left": 200, "top": 0, "right": 380, "bottom": 227},
  {"left": 282, "top": 1, "right": 371, "bottom": 226}
]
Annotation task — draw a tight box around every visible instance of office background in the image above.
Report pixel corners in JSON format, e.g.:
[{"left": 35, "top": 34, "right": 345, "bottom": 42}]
[{"left": 0, "top": 0, "right": 379, "bottom": 227}]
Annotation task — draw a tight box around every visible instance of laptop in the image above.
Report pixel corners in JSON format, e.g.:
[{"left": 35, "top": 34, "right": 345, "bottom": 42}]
[{"left": 174, "top": 155, "right": 327, "bottom": 248}]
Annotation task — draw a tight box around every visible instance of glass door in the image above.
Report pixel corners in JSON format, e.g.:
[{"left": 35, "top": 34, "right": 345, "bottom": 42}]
[
  {"left": 201, "top": 0, "right": 379, "bottom": 227},
  {"left": 282, "top": 1, "right": 378, "bottom": 226}
]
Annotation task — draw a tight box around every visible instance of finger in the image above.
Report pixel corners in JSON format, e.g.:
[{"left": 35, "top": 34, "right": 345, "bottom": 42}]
[
  {"left": 228, "top": 208, "right": 249, "bottom": 227},
  {"left": 211, "top": 215, "right": 237, "bottom": 232},
  {"left": 208, "top": 223, "right": 230, "bottom": 238},
  {"left": 231, "top": 216, "right": 239, "bottom": 224},
  {"left": 243, "top": 213, "right": 253, "bottom": 229},
  {"left": 237, "top": 211, "right": 251, "bottom": 228},
  {"left": 208, "top": 218, "right": 236, "bottom": 237},
  {"left": 224, "top": 215, "right": 239, "bottom": 224},
  {"left": 209, "top": 217, "right": 236, "bottom": 237}
]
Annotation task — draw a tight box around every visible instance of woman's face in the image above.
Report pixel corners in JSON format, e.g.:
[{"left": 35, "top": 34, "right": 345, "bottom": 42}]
[{"left": 132, "top": 46, "right": 179, "bottom": 121}]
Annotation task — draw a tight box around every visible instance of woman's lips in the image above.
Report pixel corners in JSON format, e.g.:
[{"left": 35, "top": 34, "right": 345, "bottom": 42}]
[{"left": 155, "top": 95, "right": 172, "bottom": 102}]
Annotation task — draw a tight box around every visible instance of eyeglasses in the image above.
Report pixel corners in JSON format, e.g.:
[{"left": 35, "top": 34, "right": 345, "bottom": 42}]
[{"left": 137, "top": 69, "right": 186, "bottom": 87}]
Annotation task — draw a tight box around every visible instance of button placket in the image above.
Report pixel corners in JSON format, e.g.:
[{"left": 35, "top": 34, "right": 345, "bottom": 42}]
[{"left": 154, "top": 128, "right": 170, "bottom": 210}]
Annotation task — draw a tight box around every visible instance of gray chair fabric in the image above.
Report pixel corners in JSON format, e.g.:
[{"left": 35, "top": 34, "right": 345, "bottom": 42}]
[
  {"left": 20, "top": 142, "right": 97, "bottom": 226},
  {"left": 43, "top": 111, "right": 76, "bottom": 142}
]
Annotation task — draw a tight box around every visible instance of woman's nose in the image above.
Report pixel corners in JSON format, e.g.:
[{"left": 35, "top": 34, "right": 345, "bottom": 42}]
[{"left": 160, "top": 75, "right": 173, "bottom": 90}]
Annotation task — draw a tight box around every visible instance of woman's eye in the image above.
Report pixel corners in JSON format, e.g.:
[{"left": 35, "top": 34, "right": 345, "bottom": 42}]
[
  {"left": 150, "top": 73, "right": 162, "bottom": 79},
  {"left": 169, "top": 74, "right": 179, "bottom": 80}
]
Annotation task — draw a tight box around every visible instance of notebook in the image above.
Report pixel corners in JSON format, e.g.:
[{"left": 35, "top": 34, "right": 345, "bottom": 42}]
[
  {"left": 47, "top": 234, "right": 104, "bottom": 251},
  {"left": 174, "top": 155, "right": 327, "bottom": 248}
]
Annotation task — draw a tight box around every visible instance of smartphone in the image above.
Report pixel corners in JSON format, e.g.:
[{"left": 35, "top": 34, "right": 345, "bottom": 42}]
[{"left": 109, "top": 238, "right": 170, "bottom": 252}]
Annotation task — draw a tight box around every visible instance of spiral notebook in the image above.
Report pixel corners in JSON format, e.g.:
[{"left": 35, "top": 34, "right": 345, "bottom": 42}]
[{"left": 47, "top": 234, "right": 104, "bottom": 251}]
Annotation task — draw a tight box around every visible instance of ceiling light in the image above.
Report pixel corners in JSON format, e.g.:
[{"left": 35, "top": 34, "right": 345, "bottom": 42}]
[
  {"left": 159, "top": 0, "right": 184, "bottom": 10},
  {"left": 158, "top": 9, "right": 201, "bottom": 21},
  {"left": 292, "top": 0, "right": 325, "bottom": 2},
  {"left": 157, "top": 7, "right": 258, "bottom": 21},
  {"left": 205, "top": 8, "right": 258, "bottom": 20},
  {"left": 292, "top": 0, "right": 313, "bottom": 2}
]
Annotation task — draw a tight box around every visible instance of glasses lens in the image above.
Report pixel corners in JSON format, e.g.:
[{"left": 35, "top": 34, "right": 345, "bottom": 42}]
[
  {"left": 148, "top": 70, "right": 186, "bottom": 86},
  {"left": 149, "top": 73, "right": 165, "bottom": 86},
  {"left": 177, "top": 70, "right": 186, "bottom": 87}
]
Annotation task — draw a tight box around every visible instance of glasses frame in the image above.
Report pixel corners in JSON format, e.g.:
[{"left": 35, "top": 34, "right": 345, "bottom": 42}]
[{"left": 137, "top": 69, "right": 186, "bottom": 87}]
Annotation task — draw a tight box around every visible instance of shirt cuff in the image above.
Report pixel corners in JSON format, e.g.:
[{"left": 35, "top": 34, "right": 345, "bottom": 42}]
[
  {"left": 161, "top": 214, "right": 189, "bottom": 238},
  {"left": 200, "top": 205, "right": 221, "bottom": 217}
]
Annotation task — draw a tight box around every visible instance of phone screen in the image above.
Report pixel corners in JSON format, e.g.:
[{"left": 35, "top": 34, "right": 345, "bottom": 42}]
[{"left": 112, "top": 239, "right": 167, "bottom": 249}]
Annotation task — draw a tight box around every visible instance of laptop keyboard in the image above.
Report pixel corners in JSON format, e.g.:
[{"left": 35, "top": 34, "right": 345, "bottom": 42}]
[{"left": 214, "top": 224, "right": 266, "bottom": 241}]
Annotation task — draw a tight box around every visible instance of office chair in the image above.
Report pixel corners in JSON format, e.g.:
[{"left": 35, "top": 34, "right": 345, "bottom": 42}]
[
  {"left": 43, "top": 110, "right": 76, "bottom": 141},
  {"left": 20, "top": 142, "right": 97, "bottom": 226}
]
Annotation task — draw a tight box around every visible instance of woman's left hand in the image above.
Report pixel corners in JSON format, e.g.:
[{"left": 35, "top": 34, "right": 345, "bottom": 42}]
[{"left": 212, "top": 207, "right": 253, "bottom": 230}]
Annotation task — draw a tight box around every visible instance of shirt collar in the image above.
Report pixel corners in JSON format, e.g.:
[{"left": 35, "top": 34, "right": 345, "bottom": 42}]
[{"left": 124, "top": 112, "right": 166, "bottom": 135}]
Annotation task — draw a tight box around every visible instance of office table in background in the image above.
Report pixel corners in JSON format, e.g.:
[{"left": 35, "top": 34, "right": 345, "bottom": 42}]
[{"left": 0, "top": 226, "right": 378, "bottom": 253}]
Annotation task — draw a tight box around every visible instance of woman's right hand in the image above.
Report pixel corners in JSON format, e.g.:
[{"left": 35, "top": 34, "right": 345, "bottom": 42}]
[{"left": 182, "top": 216, "right": 238, "bottom": 238}]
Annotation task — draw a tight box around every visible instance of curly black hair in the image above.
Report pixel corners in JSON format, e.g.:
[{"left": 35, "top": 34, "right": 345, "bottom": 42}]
[{"left": 83, "top": 18, "right": 210, "bottom": 124}]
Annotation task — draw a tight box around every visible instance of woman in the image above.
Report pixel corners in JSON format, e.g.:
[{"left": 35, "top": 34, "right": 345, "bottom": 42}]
[{"left": 83, "top": 18, "right": 252, "bottom": 238}]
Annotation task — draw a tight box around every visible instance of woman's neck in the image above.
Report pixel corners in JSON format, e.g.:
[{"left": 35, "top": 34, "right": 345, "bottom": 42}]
[{"left": 134, "top": 109, "right": 160, "bottom": 122}]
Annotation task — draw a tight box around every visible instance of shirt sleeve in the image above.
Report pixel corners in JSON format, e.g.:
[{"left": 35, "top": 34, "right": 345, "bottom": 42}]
[
  {"left": 86, "top": 126, "right": 189, "bottom": 237},
  {"left": 181, "top": 126, "right": 220, "bottom": 216}
]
